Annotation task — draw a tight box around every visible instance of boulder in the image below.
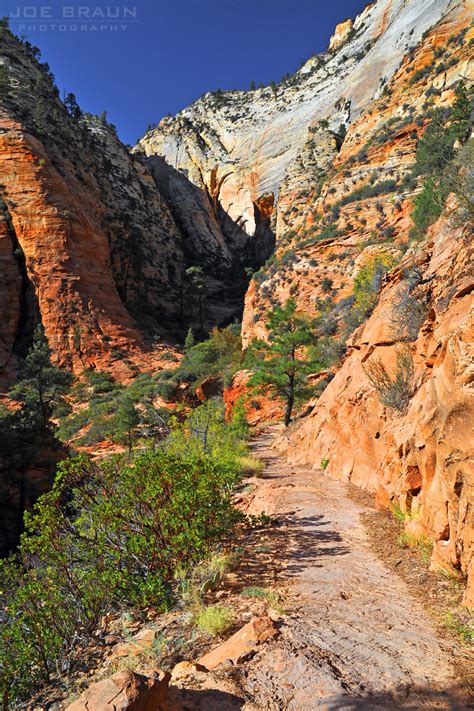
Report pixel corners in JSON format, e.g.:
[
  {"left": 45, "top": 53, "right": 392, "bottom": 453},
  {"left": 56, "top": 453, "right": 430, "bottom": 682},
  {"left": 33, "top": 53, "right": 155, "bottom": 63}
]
[
  {"left": 111, "top": 627, "right": 158, "bottom": 658},
  {"left": 197, "top": 615, "right": 279, "bottom": 671},
  {"left": 66, "top": 668, "right": 170, "bottom": 711}
]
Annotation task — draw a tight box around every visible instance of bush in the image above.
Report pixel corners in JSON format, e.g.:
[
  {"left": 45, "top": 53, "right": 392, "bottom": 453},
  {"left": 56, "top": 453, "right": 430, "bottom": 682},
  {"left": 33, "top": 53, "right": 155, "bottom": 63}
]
[
  {"left": 0, "top": 437, "right": 243, "bottom": 703},
  {"left": 241, "top": 587, "right": 278, "bottom": 603},
  {"left": 194, "top": 604, "right": 234, "bottom": 636},
  {"left": 352, "top": 252, "right": 395, "bottom": 318},
  {"left": 390, "top": 269, "right": 427, "bottom": 341},
  {"left": 410, "top": 177, "right": 446, "bottom": 240},
  {"left": 366, "top": 347, "right": 414, "bottom": 412},
  {"left": 161, "top": 325, "right": 242, "bottom": 394},
  {"left": 238, "top": 456, "right": 264, "bottom": 477}
]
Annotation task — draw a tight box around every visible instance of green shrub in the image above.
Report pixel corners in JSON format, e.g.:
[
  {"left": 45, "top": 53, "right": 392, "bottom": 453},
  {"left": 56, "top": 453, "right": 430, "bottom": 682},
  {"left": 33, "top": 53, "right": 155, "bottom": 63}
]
[
  {"left": 0, "top": 442, "right": 242, "bottom": 703},
  {"left": 410, "top": 177, "right": 446, "bottom": 240},
  {"left": 241, "top": 586, "right": 278, "bottom": 603},
  {"left": 352, "top": 252, "right": 395, "bottom": 319},
  {"left": 194, "top": 604, "right": 234, "bottom": 636},
  {"left": 0, "top": 63, "right": 10, "bottom": 96},
  {"left": 238, "top": 455, "right": 265, "bottom": 477},
  {"left": 320, "top": 458, "right": 329, "bottom": 470}
]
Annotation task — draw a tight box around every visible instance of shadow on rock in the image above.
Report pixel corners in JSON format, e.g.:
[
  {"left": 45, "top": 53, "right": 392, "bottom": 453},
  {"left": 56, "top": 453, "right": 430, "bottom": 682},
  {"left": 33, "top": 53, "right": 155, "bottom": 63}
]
[
  {"left": 327, "top": 684, "right": 471, "bottom": 710},
  {"left": 168, "top": 685, "right": 245, "bottom": 710}
]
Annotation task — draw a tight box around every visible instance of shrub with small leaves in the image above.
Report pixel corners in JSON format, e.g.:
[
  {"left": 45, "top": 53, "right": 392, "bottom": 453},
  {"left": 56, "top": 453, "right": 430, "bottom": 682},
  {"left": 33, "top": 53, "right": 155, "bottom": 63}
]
[{"left": 365, "top": 347, "right": 414, "bottom": 412}]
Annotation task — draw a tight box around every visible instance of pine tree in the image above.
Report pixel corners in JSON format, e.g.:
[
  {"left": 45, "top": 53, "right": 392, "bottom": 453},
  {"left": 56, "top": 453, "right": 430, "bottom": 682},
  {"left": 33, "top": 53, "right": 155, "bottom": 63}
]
[
  {"left": 0, "top": 64, "right": 10, "bottom": 97},
  {"left": 0, "top": 326, "right": 71, "bottom": 540},
  {"left": 248, "top": 299, "right": 323, "bottom": 426},
  {"left": 450, "top": 80, "right": 471, "bottom": 143},
  {"left": 249, "top": 79, "right": 256, "bottom": 91},
  {"left": 9, "top": 326, "right": 72, "bottom": 426},
  {"left": 184, "top": 327, "right": 195, "bottom": 352},
  {"left": 185, "top": 266, "right": 206, "bottom": 331},
  {"left": 64, "top": 92, "right": 82, "bottom": 119},
  {"left": 113, "top": 398, "right": 139, "bottom": 453}
]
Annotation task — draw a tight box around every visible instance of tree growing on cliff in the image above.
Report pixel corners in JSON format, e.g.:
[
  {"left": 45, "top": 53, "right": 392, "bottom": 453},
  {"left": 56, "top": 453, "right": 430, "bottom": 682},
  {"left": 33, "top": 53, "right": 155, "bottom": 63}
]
[
  {"left": 185, "top": 266, "right": 207, "bottom": 331},
  {"left": 247, "top": 299, "right": 322, "bottom": 426},
  {"left": 0, "top": 327, "right": 71, "bottom": 540},
  {"left": 64, "top": 91, "right": 82, "bottom": 119},
  {"left": 9, "top": 326, "right": 72, "bottom": 427},
  {"left": 0, "top": 64, "right": 10, "bottom": 97}
]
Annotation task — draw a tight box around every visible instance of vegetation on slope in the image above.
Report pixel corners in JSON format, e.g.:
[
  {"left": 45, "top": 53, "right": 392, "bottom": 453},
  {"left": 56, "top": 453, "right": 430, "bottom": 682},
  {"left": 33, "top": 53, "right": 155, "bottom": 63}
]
[{"left": 0, "top": 397, "right": 251, "bottom": 704}]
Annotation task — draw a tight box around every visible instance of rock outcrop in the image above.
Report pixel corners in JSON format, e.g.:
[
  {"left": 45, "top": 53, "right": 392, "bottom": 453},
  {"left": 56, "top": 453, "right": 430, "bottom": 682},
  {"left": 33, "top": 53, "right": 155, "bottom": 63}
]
[
  {"left": 66, "top": 669, "right": 170, "bottom": 711},
  {"left": 137, "top": 0, "right": 456, "bottom": 239},
  {"left": 197, "top": 616, "right": 279, "bottom": 671},
  {"left": 278, "top": 211, "right": 474, "bottom": 608},
  {"left": 0, "top": 27, "right": 263, "bottom": 383}
]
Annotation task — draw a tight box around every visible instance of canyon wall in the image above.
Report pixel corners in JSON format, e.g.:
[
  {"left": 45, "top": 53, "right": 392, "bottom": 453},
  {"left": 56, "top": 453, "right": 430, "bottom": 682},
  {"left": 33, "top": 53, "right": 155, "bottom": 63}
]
[
  {"left": 277, "top": 211, "right": 474, "bottom": 608},
  {"left": 137, "top": 0, "right": 455, "bottom": 235},
  {"left": 0, "top": 0, "right": 472, "bottom": 602}
]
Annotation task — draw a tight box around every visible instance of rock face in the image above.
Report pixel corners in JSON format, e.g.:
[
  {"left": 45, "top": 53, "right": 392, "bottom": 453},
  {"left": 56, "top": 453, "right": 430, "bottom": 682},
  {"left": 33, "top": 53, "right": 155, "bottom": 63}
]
[
  {"left": 137, "top": 0, "right": 455, "bottom": 235},
  {"left": 278, "top": 211, "right": 474, "bottom": 608},
  {"left": 66, "top": 669, "right": 170, "bottom": 711},
  {"left": 0, "top": 28, "right": 263, "bottom": 383}
]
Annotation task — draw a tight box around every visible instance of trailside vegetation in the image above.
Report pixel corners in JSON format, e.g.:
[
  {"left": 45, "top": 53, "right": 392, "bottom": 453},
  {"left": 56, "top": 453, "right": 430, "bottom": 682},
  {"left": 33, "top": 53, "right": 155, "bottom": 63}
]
[
  {"left": 246, "top": 299, "right": 325, "bottom": 426},
  {"left": 0, "top": 398, "right": 248, "bottom": 705}
]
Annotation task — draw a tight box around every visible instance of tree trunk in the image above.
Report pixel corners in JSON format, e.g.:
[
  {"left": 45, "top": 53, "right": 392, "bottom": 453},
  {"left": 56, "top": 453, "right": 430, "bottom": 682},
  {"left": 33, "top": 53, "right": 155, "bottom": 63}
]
[{"left": 285, "top": 388, "right": 294, "bottom": 427}]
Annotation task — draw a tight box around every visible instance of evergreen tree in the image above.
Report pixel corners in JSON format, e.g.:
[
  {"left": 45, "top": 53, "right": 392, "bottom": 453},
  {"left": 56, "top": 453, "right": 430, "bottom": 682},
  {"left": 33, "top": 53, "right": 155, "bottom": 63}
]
[
  {"left": 113, "top": 397, "right": 139, "bottom": 453},
  {"left": 249, "top": 79, "right": 256, "bottom": 91},
  {"left": 338, "top": 123, "right": 347, "bottom": 139},
  {"left": 184, "top": 327, "right": 195, "bottom": 351},
  {"left": 64, "top": 92, "right": 82, "bottom": 119},
  {"left": 185, "top": 266, "right": 206, "bottom": 331},
  {"left": 0, "top": 64, "right": 10, "bottom": 97},
  {"left": 248, "top": 299, "right": 322, "bottom": 426},
  {"left": 9, "top": 326, "right": 72, "bottom": 426},
  {"left": 0, "top": 327, "right": 71, "bottom": 540},
  {"left": 450, "top": 80, "right": 471, "bottom": 143}
]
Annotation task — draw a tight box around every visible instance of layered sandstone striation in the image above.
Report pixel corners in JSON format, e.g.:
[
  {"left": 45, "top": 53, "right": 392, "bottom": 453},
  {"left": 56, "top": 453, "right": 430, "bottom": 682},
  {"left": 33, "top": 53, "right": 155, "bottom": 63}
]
[
  {"left": 138, "top": 0, "right": 456, "bottom": 237},
  {"left": 0, "top": 28, "right": 261, "bottom": 383},
  {"left": 242, "top": 2, "right": 473, "bottom": 345}
]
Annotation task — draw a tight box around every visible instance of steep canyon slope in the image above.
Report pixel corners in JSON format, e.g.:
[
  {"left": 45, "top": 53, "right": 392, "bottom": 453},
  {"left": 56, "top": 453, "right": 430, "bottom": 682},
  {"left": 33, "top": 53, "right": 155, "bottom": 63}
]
[
  {"left": 137, "top": 0, "right": 458, "bottom": 236},
  {"left": 0, "top": 28, "right": 262, "bottom": 384},
  {"left": 141, "top": 0, "right": 473, "bottom": 602},
  {"left": 0, "top": 0, "right": 473, "bottom": 609}
]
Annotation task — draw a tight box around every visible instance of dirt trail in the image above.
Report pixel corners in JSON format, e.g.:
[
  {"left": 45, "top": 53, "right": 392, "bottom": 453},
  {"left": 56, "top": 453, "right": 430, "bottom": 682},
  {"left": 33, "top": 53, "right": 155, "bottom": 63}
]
[{"left": 234, "top": 427, "right": 469, "bottom": 710}]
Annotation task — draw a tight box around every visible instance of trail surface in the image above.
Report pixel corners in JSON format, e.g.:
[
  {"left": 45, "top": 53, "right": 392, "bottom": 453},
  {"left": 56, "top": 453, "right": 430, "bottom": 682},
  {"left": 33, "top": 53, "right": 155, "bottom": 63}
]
[
  {"left": 236, "top": 427, "right": 468, "bottom": 709},
  {"left": 172, "top": 427, "right": 470, "bottom": 710}
]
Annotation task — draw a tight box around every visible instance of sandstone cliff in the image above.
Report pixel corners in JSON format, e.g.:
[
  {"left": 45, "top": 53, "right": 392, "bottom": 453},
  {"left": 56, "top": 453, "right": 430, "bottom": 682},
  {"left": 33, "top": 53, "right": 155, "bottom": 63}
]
[
  {"left": 0, "top": 28, "right": 262, "bottom": 384},
  {"left": 277, "top": 209, "right": 474, "bottom": 608},
  {"left": 137, "top": 0, "right": 457, "bottom": 237}
]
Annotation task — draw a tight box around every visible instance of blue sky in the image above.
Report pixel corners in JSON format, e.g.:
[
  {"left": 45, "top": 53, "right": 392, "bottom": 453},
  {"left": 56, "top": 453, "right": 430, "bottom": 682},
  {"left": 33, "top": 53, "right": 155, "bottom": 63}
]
[{"left": 6, "top": 0, "right": 369, "bottom": 145}]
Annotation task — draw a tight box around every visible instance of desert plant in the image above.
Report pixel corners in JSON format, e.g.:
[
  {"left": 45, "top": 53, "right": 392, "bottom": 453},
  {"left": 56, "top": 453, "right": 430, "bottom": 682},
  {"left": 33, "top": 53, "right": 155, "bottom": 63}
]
[
  {"left": 366, "top": 347, "right": 415, "bottom": 412},
  {"left": 194, "top": 604, "right": 234, "bottom": 636},
  {"left": 0, "top": 439, "right": 243, "bottom": 703}
]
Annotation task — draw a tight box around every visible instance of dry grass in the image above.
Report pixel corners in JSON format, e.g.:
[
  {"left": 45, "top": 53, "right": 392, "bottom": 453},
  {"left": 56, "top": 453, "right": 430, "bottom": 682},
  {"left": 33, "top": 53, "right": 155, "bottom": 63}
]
[{"left": 239, "top": 455, "right": 265, "bottom": 477}]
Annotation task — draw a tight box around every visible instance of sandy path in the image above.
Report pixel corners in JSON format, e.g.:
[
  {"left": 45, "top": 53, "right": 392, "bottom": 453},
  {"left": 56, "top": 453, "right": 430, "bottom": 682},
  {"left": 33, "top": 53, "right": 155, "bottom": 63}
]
[{"left": 238, "top": 427, "right": 468, "bottom": 710}]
